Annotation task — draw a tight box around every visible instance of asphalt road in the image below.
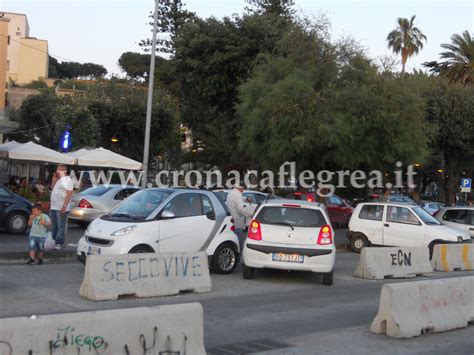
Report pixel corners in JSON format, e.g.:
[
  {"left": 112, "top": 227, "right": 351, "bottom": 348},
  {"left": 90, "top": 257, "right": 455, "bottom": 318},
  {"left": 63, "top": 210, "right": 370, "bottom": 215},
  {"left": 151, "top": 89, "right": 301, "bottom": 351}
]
[{"left": 0, "top": 248, "right": 473, "bottom": 354}]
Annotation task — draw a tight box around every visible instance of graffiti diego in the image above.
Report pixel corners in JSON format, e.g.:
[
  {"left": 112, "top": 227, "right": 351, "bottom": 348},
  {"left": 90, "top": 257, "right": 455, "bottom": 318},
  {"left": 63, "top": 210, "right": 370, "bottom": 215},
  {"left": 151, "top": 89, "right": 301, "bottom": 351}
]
[{"left": 52, "top": 326, "right": 107, "bottom": 352}]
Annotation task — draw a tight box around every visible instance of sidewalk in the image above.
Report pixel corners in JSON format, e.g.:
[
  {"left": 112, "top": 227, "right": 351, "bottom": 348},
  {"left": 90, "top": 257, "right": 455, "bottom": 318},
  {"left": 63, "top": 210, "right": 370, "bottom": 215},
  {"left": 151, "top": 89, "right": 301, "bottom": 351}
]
[
  {"left": 0, "top": 225, "right": 349, "bottom": 263},
  {"left": 0, "top": 223, "right": 85, "bottom": 263}
]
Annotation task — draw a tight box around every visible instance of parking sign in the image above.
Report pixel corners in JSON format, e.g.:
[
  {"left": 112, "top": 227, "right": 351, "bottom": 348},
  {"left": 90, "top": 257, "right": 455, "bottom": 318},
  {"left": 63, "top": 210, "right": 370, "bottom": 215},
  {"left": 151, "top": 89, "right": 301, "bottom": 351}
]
[{"left": 461, "top": 178, "right": 471, "bottom": 192}]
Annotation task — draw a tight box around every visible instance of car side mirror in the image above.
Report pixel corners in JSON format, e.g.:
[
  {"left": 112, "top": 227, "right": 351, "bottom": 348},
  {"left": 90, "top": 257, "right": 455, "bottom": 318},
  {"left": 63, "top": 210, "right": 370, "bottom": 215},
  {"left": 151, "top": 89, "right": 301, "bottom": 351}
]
[
  {"left": 206, "top": 210, "right": 216, "bottom": 220},
  {"left": 161, "top": 210, "right": 176, "bottom": 219}
]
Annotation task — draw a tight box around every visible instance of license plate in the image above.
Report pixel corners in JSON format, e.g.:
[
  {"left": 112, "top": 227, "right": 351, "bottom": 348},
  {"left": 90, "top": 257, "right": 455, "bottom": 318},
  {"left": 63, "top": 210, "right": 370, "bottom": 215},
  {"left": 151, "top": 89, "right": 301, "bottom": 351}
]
[
  {"left": 88, "top": 246, "right": 101, "bottom": 255},
  {"left": 272, "top": 253, "right": 304, "bottom": 263}
]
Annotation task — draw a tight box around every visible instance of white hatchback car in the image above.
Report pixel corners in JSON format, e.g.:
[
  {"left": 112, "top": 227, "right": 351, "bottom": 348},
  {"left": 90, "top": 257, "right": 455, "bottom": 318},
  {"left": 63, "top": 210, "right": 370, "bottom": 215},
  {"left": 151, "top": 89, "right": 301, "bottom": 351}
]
[
  {"left": 77, "top": 188, "right": 240, "bottom": 274},
  {"left": 348, "top": 202, "right": 470, "bottom": 254},
  {"left": 434, "top": 206, "right": 474, "bottom": 239},
  {"left": 241, "top": 200, "right": 335, "bottom": 285}
]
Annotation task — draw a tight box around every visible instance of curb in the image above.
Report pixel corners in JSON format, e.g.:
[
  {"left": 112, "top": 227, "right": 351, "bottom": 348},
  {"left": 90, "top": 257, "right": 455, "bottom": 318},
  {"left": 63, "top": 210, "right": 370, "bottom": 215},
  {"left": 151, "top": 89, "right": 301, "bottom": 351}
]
[{"left": 0, "top": 250, "right": 77, "bottom": 264}]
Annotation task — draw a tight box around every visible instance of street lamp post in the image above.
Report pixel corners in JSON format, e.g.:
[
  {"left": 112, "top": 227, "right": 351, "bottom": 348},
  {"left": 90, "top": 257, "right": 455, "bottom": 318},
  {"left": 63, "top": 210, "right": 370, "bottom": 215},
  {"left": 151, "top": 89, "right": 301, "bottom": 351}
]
[{"left": 142, "top": 0, "right": 160, "bottom": 187}]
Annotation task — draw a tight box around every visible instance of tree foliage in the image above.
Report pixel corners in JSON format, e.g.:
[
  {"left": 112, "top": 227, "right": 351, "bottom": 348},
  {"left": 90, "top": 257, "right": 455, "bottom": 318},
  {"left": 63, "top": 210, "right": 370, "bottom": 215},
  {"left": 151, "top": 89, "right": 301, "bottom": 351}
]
[
  {"left": 424, "top": 31, "right": 473, "bottom": 85},
  {"left": 387, "top": 15, "right": 427, "bottom": 73},
  {"left": 48, "top": 57, "right": 108, "bottom": 79}
]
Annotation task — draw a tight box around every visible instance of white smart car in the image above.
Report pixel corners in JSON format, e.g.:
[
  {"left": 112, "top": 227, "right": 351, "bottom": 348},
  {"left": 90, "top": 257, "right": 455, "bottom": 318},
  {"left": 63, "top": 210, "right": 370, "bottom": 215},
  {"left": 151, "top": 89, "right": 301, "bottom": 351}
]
[
  {"left": 348, "top": 202, "right": 471, "bottom": 254},
  {"left": 77, "top": 188, "right": 240, "bottom": 274},
  {"left": 241, "top": 200, "right": 336, "bottom": 285}
]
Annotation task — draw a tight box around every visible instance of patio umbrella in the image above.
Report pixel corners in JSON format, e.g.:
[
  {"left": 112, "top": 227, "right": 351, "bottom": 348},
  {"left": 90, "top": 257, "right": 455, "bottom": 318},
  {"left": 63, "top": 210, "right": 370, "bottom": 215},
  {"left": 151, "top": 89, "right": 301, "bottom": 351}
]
[
  {"left": 0, "top": 141, "right": 75, "bottom": 181},
  {"left": 68, "top": 147, "right": 143, "bottom": 170}
]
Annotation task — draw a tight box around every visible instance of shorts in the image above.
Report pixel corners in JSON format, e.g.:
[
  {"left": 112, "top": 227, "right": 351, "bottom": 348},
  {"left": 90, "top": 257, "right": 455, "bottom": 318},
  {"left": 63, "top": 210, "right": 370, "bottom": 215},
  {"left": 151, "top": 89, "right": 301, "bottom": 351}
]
[{"left": 29, "top": 236, "right": 45, "bottom": 252}]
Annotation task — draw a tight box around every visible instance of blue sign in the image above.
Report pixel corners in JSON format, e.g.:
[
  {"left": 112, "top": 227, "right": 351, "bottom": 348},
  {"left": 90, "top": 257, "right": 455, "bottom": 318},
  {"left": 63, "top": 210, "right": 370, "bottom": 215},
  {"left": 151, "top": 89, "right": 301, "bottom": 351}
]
[
  {"left": 461, "top": 178, "right": 471, "bottom": 188},
  {"left": 61, "top": 129, "right": 71, "bottom": 151}
]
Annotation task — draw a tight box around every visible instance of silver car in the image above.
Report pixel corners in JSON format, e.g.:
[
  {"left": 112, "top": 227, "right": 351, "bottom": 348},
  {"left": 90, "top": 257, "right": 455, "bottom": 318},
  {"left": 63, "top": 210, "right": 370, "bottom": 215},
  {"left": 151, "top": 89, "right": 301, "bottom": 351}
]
[
  {"left": 69, "top": 185, "right": 141, "bottom": 225},
  {"left": 434, "top": 206, "right": 474, "bottom": 239}
]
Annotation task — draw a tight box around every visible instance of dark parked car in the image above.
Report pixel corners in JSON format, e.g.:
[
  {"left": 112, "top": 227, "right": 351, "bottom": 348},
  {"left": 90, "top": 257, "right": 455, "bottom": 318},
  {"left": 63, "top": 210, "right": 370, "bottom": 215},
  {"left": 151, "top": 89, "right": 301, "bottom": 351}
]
[
  {"left": 286, "top": 191, "right": 354, "bottom": 227},
  {"left": 0, "top": 185, "right": 32, "bottom": 233}
]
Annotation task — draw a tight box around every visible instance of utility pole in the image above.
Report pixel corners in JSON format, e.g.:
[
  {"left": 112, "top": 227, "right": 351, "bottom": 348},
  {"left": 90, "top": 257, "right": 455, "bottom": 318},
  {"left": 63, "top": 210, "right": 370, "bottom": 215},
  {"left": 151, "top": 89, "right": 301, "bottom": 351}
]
[{"left": 142, "top": 0, "right": 160, "bottom": 187}]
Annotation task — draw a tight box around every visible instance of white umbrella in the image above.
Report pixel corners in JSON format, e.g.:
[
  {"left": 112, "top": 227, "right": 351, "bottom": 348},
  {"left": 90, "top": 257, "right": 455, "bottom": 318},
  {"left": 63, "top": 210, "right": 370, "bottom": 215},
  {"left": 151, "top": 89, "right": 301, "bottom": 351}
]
[
  {"left": 68, "top": 147, "right": 143, "bottom": 170},
  {"left": 0, "top": 141, "right": 75, "bottom": 164},
  {"left": 0, "top": 141, "right": 75, "bottom": 182}
]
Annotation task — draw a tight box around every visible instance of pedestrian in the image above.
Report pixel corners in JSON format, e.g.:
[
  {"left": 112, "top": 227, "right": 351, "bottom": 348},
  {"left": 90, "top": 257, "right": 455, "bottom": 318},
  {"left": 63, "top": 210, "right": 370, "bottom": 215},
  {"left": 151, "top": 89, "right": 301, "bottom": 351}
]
[
  {"left": 27, "top": 203, "right": 51, "bottom": 265},
  {"left": 50, "top": 164, "right": 74, "bottom": 250},
  {"left": 227, "top": 183, "right": 253, "bottom": 250}
]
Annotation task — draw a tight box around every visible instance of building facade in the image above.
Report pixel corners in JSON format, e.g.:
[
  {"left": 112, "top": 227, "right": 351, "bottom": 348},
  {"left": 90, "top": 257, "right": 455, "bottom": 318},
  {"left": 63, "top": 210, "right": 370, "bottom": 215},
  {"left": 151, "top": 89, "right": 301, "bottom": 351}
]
[
  {"left": 2, "top": 12, "right": 48, "bottom": 85},
  {"left": 0, "top": 16, "right": 18, "bottom": 142}
]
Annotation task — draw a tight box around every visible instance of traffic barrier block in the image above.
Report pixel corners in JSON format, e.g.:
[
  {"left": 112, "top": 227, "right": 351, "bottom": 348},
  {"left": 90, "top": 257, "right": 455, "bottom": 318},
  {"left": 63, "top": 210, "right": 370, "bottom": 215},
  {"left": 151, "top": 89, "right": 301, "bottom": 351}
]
[
  {"left": 79, "top": 252, "right": 212, "bottom": 301},
  {"left": 371, "top": 276, "right": 474, "bottom": 338},
  {"left": 0, "top": 303, "right": 206, "bottom": 354},
  {"left": 353, "top": 247, "right": 432, "bottom": 280},
  {"left": 431, "top": 244, "right": 474, "bottom": 272}
]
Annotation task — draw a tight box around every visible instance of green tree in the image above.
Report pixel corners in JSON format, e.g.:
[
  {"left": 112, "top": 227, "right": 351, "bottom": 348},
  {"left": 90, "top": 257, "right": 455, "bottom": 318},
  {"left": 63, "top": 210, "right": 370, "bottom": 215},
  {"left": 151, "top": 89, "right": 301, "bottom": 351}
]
[
  {"left": 387, "top": 15, "right": 427, "bottom": 74},
  {"left": 424, "top": 31, "right": 473, "bottom": 85},
  {"left": 245, "top": 0, "right": 295, "bottom": 18},
  {"left": 118, "top": 52, "right": 151, "bottom": 80},
  {"left": 139, "top": 0, "right": 195, "bottom": 54}
]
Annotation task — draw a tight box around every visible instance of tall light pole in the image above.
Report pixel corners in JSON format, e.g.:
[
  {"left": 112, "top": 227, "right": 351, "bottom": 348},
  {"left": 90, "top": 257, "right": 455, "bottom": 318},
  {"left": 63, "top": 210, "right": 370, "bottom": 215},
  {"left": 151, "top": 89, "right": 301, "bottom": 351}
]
[{"left": 142, "top": 0, "right": 160, "bottom": 187}]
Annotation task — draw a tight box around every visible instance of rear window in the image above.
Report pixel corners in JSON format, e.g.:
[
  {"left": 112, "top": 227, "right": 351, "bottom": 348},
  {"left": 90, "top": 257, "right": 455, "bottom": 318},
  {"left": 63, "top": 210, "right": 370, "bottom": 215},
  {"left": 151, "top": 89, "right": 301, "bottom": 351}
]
[
  {"left": 256, "top": 206, "right": 326, "bottom": 228},
  {"left": 79, "top": 185, "right": 112, "bottom": 196},
  {"left": 359, "top": 205, "right": 384, "bottom": 221}
]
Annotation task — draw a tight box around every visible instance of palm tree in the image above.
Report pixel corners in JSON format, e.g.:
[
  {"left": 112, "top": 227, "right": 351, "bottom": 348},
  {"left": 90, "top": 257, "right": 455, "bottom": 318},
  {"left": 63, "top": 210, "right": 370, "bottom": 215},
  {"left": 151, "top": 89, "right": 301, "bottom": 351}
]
[
  {"left": 438, "top": 30, "right": 473, "bottom": 85},
  {"left": 387, "top": 15, "right": 427, "bottom": 74}
]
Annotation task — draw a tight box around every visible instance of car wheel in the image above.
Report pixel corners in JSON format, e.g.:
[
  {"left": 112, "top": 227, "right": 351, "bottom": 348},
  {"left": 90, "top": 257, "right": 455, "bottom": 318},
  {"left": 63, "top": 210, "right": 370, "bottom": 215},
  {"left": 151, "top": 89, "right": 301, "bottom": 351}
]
[
  {"left": 350, "top": 233, "right": 368, "bottom": 253},
  {"left": 242, "top": 264, "right": 255, "bottom": 279},
  {"left": 212, "top": 243, "right": 238, "bottom": 274},
  {"left": 128, "top": 245, "right": 154, "bottom": 253},
  {"left": 322, "top": 271, "right": 333, "bottom": 286},
  {"left": 5, "top": 212, "right": 28, "bottom": 234}
]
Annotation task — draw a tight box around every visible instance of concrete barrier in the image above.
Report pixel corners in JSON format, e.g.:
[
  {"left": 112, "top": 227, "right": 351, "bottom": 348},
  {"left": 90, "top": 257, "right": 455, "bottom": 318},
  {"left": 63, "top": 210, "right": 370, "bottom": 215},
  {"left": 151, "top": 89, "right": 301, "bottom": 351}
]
[
  {"left": 353, "top": 247, "right": 432, "bottom": 280},
  {"left": 431, "top": 244, "right": 474, "bottom": 272},
  {"left": 80, "top": 252, "right": 212, "bottom": 301},
  {"left": 0, "top": 303, "right": 206, "bottom": 354},
  {"left": 371, "top": 276, "right": 474, "bottom": 338}
]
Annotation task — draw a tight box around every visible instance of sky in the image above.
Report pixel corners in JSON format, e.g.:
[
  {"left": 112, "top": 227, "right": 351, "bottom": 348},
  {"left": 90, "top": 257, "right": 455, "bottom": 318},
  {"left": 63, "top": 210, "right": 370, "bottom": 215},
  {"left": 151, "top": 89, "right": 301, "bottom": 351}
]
[{"left": 1, "top": 0, "right": 473, "bottom": 75}]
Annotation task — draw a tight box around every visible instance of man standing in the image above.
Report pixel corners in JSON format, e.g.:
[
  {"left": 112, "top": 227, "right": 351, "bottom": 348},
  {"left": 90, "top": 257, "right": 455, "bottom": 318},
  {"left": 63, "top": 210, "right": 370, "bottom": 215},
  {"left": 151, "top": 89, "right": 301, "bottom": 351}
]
[
  {"left": 227, "top": 183, "right": 253, "bottom": 250},
  {"left": 50, "top": 164, "right": 73, "bottom": 250}
]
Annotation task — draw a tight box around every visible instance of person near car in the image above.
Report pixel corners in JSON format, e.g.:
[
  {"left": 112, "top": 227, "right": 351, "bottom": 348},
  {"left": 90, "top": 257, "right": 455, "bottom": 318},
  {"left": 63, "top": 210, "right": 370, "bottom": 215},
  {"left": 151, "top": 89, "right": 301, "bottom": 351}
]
[
  {"left": 50, "top": 165, "right": 74, "bottom": 250},
  {"left": 27, "top": 203, "right": 51, "bottom": 265},
  {"left": 227, "top": 183, "right": 253, "bottom": 250}
]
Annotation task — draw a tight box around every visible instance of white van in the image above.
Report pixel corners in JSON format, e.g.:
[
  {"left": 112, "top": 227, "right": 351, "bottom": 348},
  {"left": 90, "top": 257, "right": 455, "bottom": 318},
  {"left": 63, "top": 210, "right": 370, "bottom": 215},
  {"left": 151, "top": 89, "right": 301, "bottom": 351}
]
[
  {"left": 348, "top": 202, "right": 470, "bottom": 253},
  {"left": 77, "top": 188, "right": 240, "bottom": 274}
]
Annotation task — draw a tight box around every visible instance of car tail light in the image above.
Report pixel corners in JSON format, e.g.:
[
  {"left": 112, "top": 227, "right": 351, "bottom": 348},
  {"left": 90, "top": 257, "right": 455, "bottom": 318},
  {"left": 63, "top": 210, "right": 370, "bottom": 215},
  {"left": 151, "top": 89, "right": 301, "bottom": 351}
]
[
  {"left": 230, "top": 217, "right": 235, "bottom": 231},
  {"left": 247, "top": 220, "right": 262, "bottom": 241},
  {"left": 78, "top": 199, "right": 93, "bottom": 209},
  {"left": 307, "top": 195, "right": 314, "bottom": 202},
  {"left": 282, "top": 204, "right": 301, "bottom": 208},
  {"left": 317, "top": 225, "right": 333, "bottom": 245}
]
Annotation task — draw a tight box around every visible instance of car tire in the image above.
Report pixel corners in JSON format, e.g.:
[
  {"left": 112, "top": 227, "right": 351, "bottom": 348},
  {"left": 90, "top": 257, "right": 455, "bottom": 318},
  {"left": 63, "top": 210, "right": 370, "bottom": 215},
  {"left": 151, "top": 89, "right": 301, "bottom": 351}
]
[
  {"left": 350, "top": 233, "right": 369, "bottom": 253},
  {"left": 211, "top": 243, "right": 238, "bottom": 274},
  {"left": 322, "top": 271, "right": 333, "bottom": 286},
  {"left": 128, "top": 245, "right": 154, "bottom": 253},
  {"left": 5, "top": 212, "right": 28, "bottom": 234},
  {"left": 242, "top": 264, "right": 255, "bottom": 279}
]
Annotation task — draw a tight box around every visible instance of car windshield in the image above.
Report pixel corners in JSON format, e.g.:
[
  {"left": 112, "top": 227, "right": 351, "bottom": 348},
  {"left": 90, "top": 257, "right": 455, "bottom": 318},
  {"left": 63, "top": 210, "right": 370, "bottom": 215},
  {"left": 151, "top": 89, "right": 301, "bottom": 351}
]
[
  {"left": 413, "top": 207, "right": 441, "bottom": 225},
  {"left": 79, "top": 185, "right": 112, "bottom": 196},
  {"left": 103, "top": 189, "right": 171, "bottom": 221},
  {"left": 256, "top": 206, "right": 326, "bottom": 228}
]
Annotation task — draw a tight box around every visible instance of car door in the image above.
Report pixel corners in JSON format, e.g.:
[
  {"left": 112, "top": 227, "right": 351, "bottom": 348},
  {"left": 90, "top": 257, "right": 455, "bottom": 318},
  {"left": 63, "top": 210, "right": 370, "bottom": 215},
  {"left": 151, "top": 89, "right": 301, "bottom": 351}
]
[
  {"left": 383, "top": 206, "right": 424, "bottom": 247},
  {"left": 441, "top": 209, "right": 469, "bottom": 233},
  {"left": 466, "top": 210, "right": 474, "bottom": 238},
  {"left": 325, "top": 195, "right": 348, "bottom": 225},
  {"left": 357, "top": 204, "right": 384, "bottom": 245},
  {"left": 0, "top": 188, "right": 11, "bottom": 226},
  {"left": 158, "top": 193, "right": 216, "bottom": 252}
]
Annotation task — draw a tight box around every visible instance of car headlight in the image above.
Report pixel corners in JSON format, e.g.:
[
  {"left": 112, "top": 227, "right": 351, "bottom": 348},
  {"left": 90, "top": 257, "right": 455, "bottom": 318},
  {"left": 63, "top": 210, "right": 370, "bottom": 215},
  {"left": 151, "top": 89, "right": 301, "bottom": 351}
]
[{"left": 111, "top": 225, "right": 137, "bottom": 236}]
